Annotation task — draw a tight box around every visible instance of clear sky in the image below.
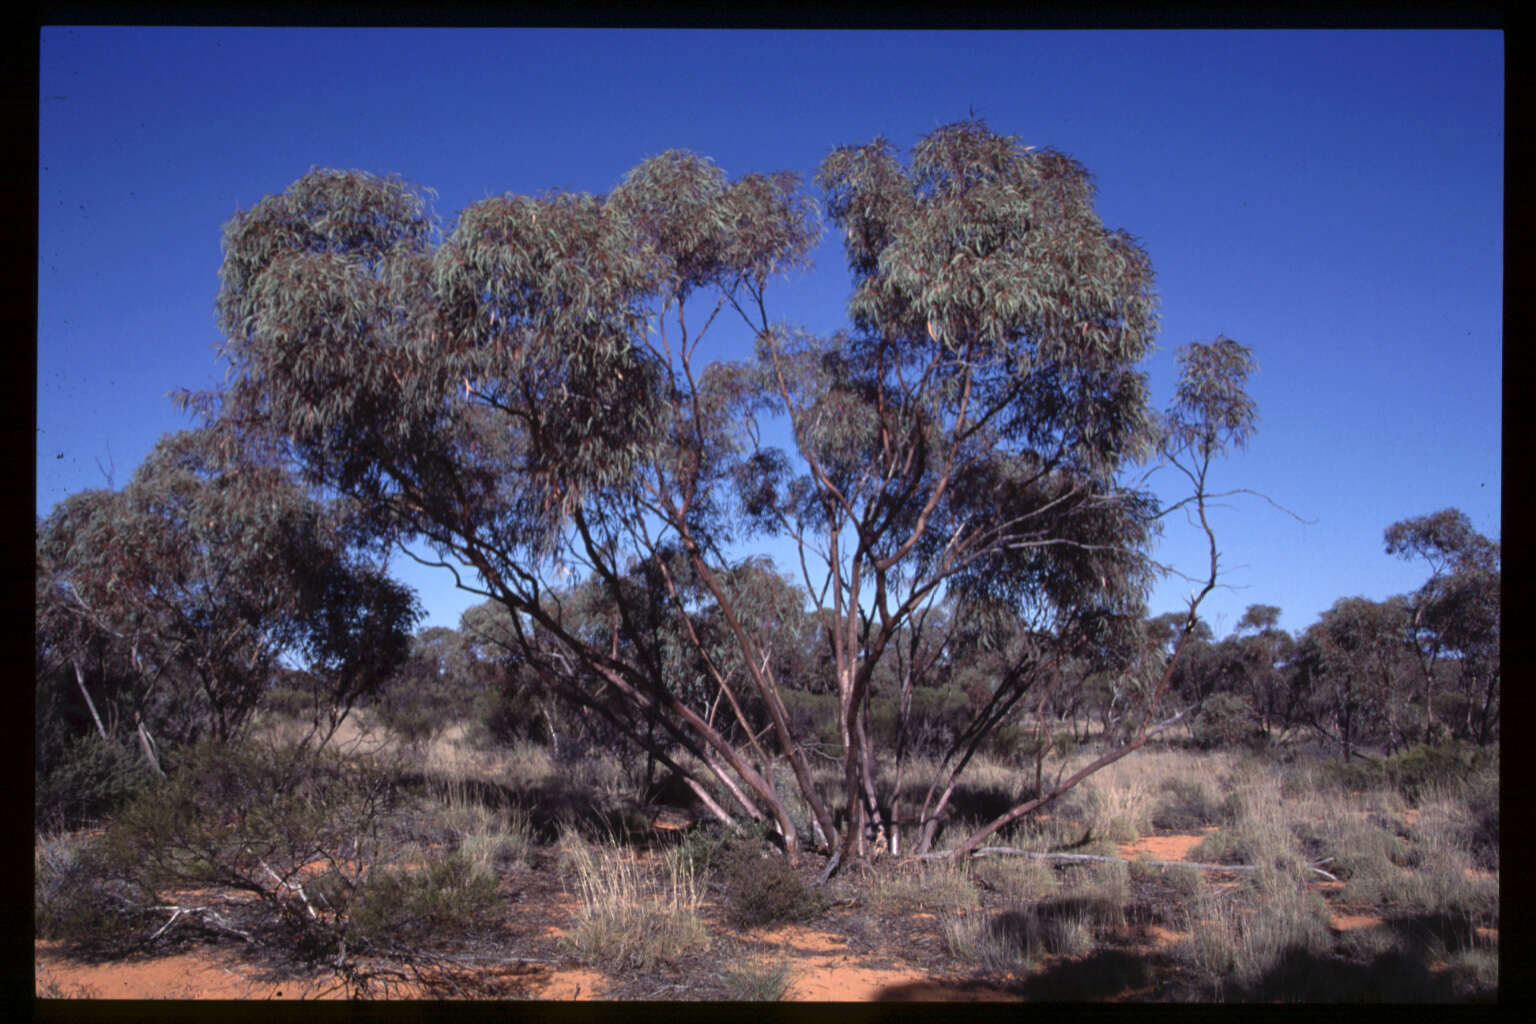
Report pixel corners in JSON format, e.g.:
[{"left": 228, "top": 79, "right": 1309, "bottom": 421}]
[{"left": 37, "top": 28, "right": 1503, "bottom": 640}]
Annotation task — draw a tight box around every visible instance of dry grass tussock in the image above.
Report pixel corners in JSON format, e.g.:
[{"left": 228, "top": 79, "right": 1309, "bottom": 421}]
[{"left": 558, "top": 829, "right": 710, "bottom": 971}]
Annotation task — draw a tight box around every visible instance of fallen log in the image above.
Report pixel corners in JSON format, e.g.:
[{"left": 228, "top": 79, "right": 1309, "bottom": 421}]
[{"left": 919, "top": 847, "right": 1341, "bottom": 882}]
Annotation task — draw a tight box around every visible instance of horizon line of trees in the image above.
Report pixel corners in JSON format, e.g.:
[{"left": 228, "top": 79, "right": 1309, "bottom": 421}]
[{"left": 375, "top": 502, "right": 1496, "bottom": 766}]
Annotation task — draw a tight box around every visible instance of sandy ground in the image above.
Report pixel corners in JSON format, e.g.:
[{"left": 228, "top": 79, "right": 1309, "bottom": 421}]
[{"left": 36, "top": 827, "right": 1409, "bottom": 1001}]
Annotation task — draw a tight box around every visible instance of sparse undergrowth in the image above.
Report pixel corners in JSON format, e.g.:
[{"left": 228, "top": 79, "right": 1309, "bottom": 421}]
[{"left": 36, "top": 724, "right": 1498, "bottom": 1002}]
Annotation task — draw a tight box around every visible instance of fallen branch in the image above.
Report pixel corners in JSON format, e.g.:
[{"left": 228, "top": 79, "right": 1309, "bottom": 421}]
[
  {"left": 258, "top": 856, "right": 319, "bottom": 919},
  {"left": 811, "top": 848, "right": 842, "bottom": 888},
  {"left": 149, "top": 904, "right": 256, "bottom": 943},
  {"left": 918, "top": 847, "right": 1341, "bottom": 881}
]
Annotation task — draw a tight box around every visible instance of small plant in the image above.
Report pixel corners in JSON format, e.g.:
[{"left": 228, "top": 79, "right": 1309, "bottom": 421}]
[
  {"left": 34, "top": 831, "right": 156, "bottom": 956},
  {"left": 349, "top": 853, "right": 500, "bottom": 950},
  {"left": 943, "top": 909, "right": 1033, "bottom": 973},
  {"left": 1164, "top": 861, "right": 1205, "bottom": 897},
  {"left": 1083, "top": 773, "right": 1151, "bottom": 843},
  {"left": 1175, "top": 868, "right": 1331, "bottom": 994},
  {"left": 972, "top": 854, "right": 1059, "bottom": 903},
  {"left": 1060, "top": 858, "right": 1129, "bottom": 930},
  {"left": 721, "top": 956, "right": 795, "bottom": 1000},
  {"left": 720, "top": 849, "right": 826, "bottom": 928},
  {"left": 943, "top": 897, "right": 1095, "bottom": 973},
  {"left": 562, "top": 833, "right": 710, "bottom": 970},
  {"left": 865, "top": 860, "right": 979, "bottom": 916},
  {"left": 1150, "top": 776, "right": 1226, "bottom": 830}
]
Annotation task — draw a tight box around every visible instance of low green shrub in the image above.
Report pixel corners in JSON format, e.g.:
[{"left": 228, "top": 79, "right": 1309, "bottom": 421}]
[
  {"left": 721, "top": 849, "right": 825, "bottom": 928},
  {"left": 1149, "top": 776, "right": 1225, "bottom": 830},
  {"left": 34, "top": 831, "right": 156, "bottom": 955},
  {"left": 721, "top": 957, "right": 795, "bottom": 1000},
  {"left": 1384, "top": 741, "right": 1495, "bottom": 804},
  {"left": 34, "top": 733, "right": 157, "bottom": 831},
  {"left": 349, "top": 854, "right": 500, "bottom": 949},
  {"left": 1319, "top": 757, "right": 1391, "bottom": 794},
  {"left": 1190, "top": 693, "right": 1257, "bottom": 749}
]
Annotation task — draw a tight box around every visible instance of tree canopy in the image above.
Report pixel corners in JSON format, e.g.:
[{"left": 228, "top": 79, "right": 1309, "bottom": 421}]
[
  {"left": 186, "top": 120, "right": 1261, "bottom": 869},
  {"left": 37, "top": 428, "right": 419, "bottom": 772}
]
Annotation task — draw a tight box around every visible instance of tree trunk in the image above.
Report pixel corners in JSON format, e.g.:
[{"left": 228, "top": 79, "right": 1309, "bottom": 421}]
[
  {"left": 135, "top": 716, "right": 165, "bottom": 778},
  {"left": 72, "top": 659, "right": 111, "bottom": 744}
]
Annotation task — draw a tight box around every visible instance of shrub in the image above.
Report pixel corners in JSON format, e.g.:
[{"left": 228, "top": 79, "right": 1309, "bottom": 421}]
[
  {"left": 34, "top": 831, "right": 156, "bottom": 956},
  {"left": 1190, "top": 692, "right": 1257, "bottom": 749},
  {"left": 34, "top": 733, "right": 157, "bottom": 832},
  {"left": 721, "top": 958, "right": 795, "bottom": 1000},
  {"left": 721, "top": 848, "right": 825, "bottom": 928},
  {"left": 1319, "top": 756, "right": 1391, "bottom": 794},
  {"left": 82, "top": 738, "right": 425, "bottom": 969},
  {"left": 1149, "top": 776, "right": 1225, "bottom": 830},
  {"left": 1384, "top": 741, "right": 1495, "bottom": 804},
  {"left": 349, "top": 854, "right": 500, "bottom": 949}
]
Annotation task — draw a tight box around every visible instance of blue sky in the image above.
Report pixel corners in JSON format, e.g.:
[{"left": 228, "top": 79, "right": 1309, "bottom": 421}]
[{"left": 37, "top": 28, "right": 1503, "bottom": 639}]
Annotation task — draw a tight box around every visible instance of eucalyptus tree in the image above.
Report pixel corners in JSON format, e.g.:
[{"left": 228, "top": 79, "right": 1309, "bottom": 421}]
[
  {"left": 1385, "top": 508, "right": 1500, "bottom": 743},
  {"left": 1226, "top": 604, "right": 1298, "bottom": 739},
  {"left": 1295, "top": 596, "right": 1416, "bottom": 761},
  {"left": 195, "top": 121, "right": 1258, "bottom": 870},
  {"left": 36, "top": 428, "right": 419, "bottom": 773}
]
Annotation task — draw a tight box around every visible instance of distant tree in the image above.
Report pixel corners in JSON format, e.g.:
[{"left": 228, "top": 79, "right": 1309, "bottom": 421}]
[
  {"left": 1294, "top": 596, "right": 1415, "bottom": 761},
  {"left": 36, "top": 429, "right": 419, "bottom": 773},
  {"left": 190, "top": 122, "right": 1258, "bottom": 873},
  {"left": 371, "top": 625, "right": 496, "bottom": 748},
  {"left": 1229, "top": 604, "right": 1297, "bottom": 739},
  {"left": 1384, "top": 508, "right": 1500, "bottom": 744}
]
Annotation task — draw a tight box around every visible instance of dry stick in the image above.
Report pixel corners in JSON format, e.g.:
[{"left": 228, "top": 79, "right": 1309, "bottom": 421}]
[
  {"left": 149, "top": 904, "right": 256, "bottom": 943},
  {"left": 258, "top": 857, "right": 319, "bottom": 920},
  {"left": 916, "top": 847, "right": 1341, "bottom": 882}
]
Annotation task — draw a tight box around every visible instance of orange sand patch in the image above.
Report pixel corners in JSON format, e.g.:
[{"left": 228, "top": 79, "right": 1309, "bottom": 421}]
[
  {"left": 791, "top": 962, "right": 1020, "bottom": 1002},
  {"left": 1117, "top": 832, "right": 1206, "bottom": 862},
  {"left": 527, "top": 967, "right": 608, "bottom": 1000},
  {"left": 735, "top": 924, "right": 847, "bottom": 953},
  {"left": 720, "top": 924, "right": 1014, "bottom": 1002},
  {"left": 35, "top": 943, "right": 344, "bottom": 1000},
  {"left": 1330, "top": 913, "right": 1385, "bottom": 932},
  {"left": 1141, "top": 924, "right": 1186, "bottom": 949}
]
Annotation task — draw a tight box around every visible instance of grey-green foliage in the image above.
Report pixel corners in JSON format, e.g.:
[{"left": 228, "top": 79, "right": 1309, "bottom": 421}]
[
  {"left": 36, "top": 429, "right": 420, "bottom": 770},
  {"left": 197, "top": 121, "right": 1259, "bottom": 865}
]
